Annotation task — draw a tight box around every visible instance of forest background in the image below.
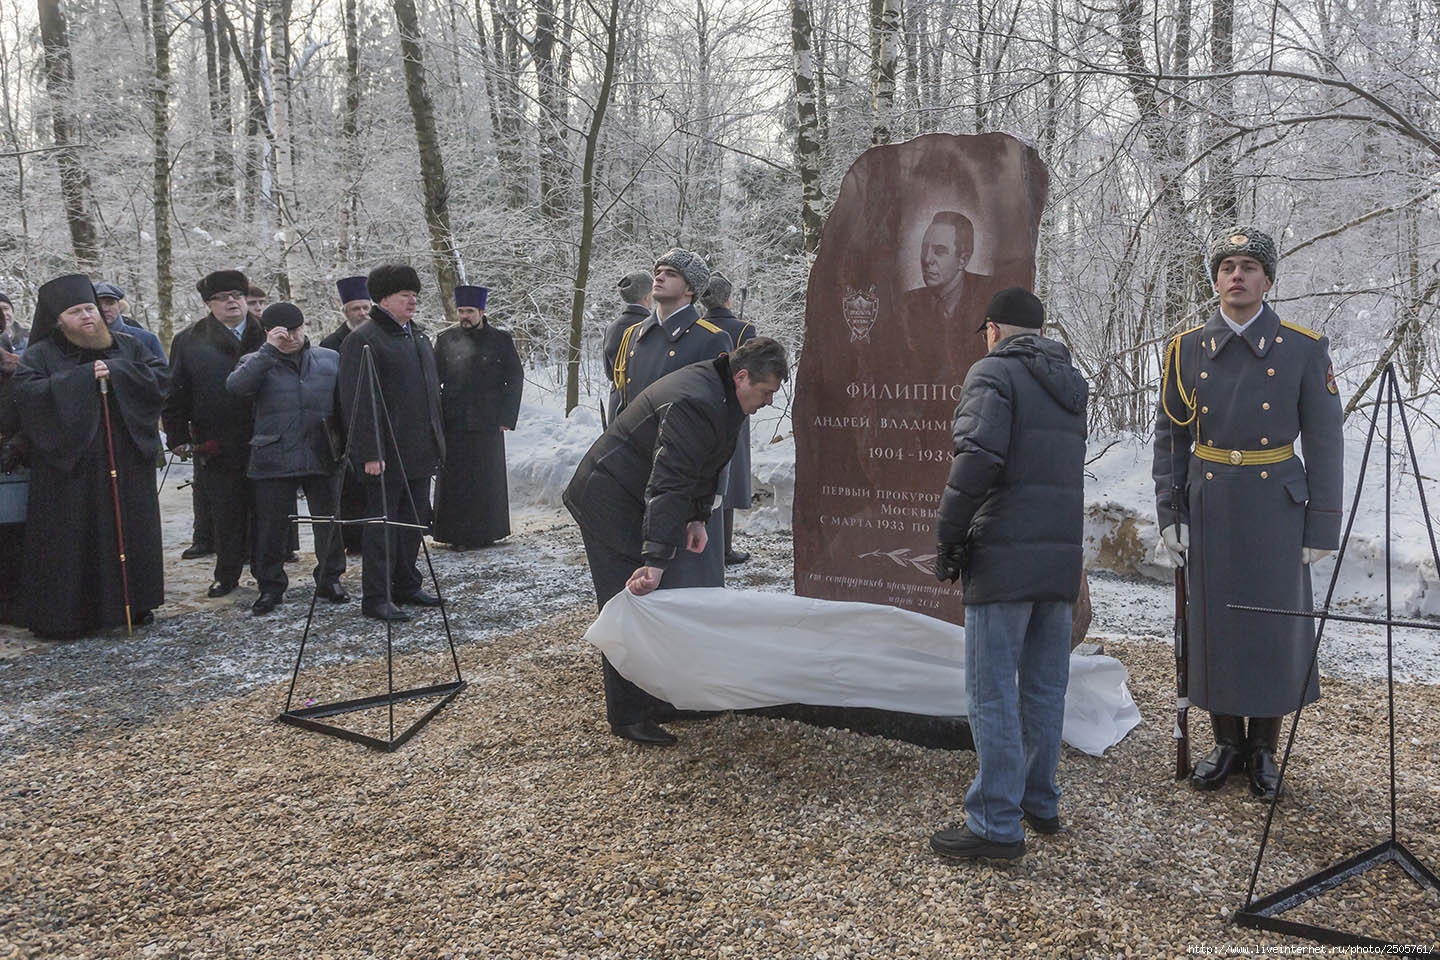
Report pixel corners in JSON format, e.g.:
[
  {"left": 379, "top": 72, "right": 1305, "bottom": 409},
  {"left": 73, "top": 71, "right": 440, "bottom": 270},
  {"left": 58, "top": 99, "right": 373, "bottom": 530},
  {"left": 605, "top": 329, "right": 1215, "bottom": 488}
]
[{"left": 1, "top": 0, "right": 1436, "bottom": 428}]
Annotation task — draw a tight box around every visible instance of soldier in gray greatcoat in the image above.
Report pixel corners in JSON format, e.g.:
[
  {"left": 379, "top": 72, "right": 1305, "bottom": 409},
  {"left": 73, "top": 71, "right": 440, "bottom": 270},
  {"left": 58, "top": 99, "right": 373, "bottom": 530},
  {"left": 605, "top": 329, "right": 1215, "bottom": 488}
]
[
  {"left": 601, "top": 271, "right": 652, "bottom": 424},
  {"left": 1153, "top": 226, "right": 1344, "bottom": 800},
  {"left": 700, "top": 272, "right": 758, "bottom": 565},
  {"left": 610, "top": 249, "right": 734, "bottom": 588}
]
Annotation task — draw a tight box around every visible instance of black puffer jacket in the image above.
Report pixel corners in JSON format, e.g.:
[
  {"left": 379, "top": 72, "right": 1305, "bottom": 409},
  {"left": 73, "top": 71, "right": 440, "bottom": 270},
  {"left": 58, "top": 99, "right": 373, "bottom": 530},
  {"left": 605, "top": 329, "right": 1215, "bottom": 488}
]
[
  {"left": 225, "top": 341, "right": 340, "bottom": 479},
  {"left": 935, "top": 334, "right": 1088, "bottom": 604},
  {"left": 564, "top": 355, "right": 745, "bottom": 566}
]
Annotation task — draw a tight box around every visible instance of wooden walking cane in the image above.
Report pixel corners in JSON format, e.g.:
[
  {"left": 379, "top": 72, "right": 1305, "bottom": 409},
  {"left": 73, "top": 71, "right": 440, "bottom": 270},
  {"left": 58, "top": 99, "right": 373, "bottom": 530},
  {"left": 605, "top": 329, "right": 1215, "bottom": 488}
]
[{"left": 98, "top": 375, "right": 134, "bottom": 636}]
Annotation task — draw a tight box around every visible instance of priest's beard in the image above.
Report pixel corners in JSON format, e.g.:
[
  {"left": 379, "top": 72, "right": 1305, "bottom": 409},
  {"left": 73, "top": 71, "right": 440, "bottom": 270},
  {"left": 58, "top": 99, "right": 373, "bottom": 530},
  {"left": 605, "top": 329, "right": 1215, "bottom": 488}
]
[{"left": 63, "top": 324, "right": 114, "bottom": 352}]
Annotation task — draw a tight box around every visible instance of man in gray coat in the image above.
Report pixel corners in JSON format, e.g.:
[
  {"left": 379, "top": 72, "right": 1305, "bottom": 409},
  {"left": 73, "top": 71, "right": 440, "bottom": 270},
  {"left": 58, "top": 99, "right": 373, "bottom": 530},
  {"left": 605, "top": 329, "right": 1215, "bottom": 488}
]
[
  {"left": 226, "top": 303, "right": 348, "bottom": 615},
  {"left": 700, "top": 273, "right": 759, "bottom": 565},
  {"left": 931, "top": 288, "right": 1087, "bottom": 862},
  {"left": 1153, "top": 226, "right": 1343, "bottom": 799}
]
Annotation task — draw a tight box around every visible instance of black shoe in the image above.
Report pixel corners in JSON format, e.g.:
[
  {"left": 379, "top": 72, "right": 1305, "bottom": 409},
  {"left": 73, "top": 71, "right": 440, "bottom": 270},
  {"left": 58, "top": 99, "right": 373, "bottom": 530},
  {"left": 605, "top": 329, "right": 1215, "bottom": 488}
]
[
  {"left": 133, "top": 609, "right": 155, "bottom": 627},
  {"left": 1247, "top": 716, "right": 1284, "bottom": 800},
  {"left": 181, "top": 544, "right": 215, "bottom": 560},
  {"left": 1191, "top": 714, "right": 1247, "bottom": 790},
  {"left": 316, "top": 583, "right": 351, "bottom": 604},
  {"left": 285, "top": 552, "right": 300, "bottom": 564},
  {"left": 929, "top": 825, "right": 1025, "bottom": 861},
  {"left": 206, "top": 580, "right": 238, "bottom": 598},
  {"left": 1022, "top": 810, "right": 1062, "bottom": 835},
  {"left": 610, "top": 720, "right": 677, "bottom": 746},
  {"left": 724, "top": 550, "right": 750, "bottom": 566},
  {"left": 251, "top": 593, "right": 282, "bottom": 615},
  {"left": 396, "top": 590, "right": 441, "bottom": 607},
  {"left": 362, "top": 601, "right": 410, "bottom": 621}
]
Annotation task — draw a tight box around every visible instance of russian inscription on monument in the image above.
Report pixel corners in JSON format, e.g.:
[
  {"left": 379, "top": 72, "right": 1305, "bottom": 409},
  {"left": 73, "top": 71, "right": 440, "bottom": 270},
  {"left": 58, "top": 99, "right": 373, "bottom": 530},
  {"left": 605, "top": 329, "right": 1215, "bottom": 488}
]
[{"left": 793, "top": 133, "right": 1050, "bottom": 625}]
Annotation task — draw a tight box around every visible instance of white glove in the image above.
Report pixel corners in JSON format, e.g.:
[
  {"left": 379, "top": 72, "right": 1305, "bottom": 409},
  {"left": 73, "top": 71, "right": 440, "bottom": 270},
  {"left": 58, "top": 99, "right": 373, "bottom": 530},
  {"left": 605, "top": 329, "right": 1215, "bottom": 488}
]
[
  {"left": 1302, "top": 547, "right": 1332, "bottom": 565},
  {"left": 1160, "top": 524, "right": 1189, "bottom": 567}
]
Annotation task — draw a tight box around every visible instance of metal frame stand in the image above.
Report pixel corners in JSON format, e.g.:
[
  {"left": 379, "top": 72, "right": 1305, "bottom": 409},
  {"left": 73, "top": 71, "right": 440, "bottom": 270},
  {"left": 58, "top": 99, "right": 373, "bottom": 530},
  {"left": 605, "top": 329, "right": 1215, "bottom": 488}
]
[
  {"left": 1230, "top": 363, "right": 1438, "bottom": 946},
  {"left": 277, "top": 345, "right": 465, "bottom": 752}
]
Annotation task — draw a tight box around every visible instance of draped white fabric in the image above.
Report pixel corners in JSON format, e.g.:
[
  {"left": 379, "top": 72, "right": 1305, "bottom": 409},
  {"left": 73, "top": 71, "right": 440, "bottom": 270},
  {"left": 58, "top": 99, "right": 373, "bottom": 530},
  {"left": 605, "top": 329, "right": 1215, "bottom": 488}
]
[{"left": 585, "top": 588, "right": 1141, "bottom": 757}]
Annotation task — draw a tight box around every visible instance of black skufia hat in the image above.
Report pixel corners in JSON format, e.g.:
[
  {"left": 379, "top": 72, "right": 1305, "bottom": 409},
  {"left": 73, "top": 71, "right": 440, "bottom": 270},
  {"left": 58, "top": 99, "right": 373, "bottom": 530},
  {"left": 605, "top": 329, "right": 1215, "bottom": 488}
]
[{"left": 33, "top": 274, "right": 100, "bottom": 343}]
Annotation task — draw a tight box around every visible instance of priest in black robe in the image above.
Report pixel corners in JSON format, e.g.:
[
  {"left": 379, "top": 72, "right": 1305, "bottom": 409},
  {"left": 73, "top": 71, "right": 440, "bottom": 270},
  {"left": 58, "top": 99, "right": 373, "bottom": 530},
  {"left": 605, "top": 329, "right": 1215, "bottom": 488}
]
[
  {"left": 12, "top": 275, "right": 168, "bottom": 639},
  {"left": 432, "top": 285, "right": 523, "bottom": 548}
]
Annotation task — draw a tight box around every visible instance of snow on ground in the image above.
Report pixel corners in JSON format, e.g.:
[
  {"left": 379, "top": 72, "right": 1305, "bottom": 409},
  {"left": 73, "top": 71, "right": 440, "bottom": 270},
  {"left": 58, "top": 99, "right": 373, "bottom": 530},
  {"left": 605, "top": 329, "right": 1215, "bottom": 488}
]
[{"left": 509, "top": 369, "right": 1440, "bottom": 683}]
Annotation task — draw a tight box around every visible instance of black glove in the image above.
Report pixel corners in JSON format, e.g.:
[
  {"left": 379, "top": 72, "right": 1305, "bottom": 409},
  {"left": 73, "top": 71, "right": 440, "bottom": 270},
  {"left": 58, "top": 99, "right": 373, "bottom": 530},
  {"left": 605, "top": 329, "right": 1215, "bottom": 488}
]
[{"left": 935, "top": 542, "right": 966, "bottom": 583}]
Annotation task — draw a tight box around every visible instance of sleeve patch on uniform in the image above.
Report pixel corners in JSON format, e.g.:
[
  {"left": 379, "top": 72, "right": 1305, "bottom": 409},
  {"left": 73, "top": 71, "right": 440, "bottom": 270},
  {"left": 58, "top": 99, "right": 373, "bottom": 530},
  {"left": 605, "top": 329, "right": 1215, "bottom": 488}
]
[{"left": 1326, "top": 363, "right": 1339, "bottom": 394}]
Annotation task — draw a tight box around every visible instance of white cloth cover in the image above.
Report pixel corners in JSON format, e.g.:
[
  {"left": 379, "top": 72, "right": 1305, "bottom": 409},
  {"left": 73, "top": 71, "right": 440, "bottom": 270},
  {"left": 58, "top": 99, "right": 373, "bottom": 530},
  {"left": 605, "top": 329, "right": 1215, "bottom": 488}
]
[{"left": 584, "top": 588, "right": 1142, "bottom": 757}]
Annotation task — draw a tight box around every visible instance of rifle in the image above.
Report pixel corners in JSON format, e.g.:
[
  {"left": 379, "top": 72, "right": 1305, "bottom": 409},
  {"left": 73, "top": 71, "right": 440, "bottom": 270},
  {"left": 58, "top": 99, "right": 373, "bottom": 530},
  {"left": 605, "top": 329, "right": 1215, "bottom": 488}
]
[{"left": 1174, "top": 560, "right": 1191, "bottom": 779}]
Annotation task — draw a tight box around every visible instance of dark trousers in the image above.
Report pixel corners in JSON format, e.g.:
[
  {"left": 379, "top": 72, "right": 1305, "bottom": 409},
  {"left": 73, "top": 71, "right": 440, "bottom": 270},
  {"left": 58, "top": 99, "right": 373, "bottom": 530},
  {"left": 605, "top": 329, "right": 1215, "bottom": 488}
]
[
  {"left": 202, "top": 462, "right": 251, "bottom": 585},
  {"left": 252, "top": 475, "right": 345, "bottom": 596},
  {"left": 579, "top": 526, "right": 670, "bottom": 728},
  {"left": 361, "top": 474, "right": 431, "bottom": 604},
  {"left": 191, "top": 462, "right": 213, "bottom": 549},
  {"left": 338, "top": 465, "right": 365, "bottom": 554}
]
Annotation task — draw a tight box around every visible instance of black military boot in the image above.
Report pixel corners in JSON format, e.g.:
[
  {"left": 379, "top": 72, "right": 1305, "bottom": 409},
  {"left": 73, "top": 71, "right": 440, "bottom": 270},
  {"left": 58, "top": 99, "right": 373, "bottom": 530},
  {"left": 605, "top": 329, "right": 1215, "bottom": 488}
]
[
  {"left": 1191, "top": 714, "right": 1246, "bottom": 790},
  {"left": 1247, "top": 716, "right": 1284, "bottom": 800}
]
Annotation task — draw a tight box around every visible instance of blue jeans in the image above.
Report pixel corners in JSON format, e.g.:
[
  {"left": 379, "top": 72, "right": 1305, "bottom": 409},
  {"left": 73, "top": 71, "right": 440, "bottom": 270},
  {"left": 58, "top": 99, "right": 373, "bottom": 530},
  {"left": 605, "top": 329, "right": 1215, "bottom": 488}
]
[{"left": 964, "top": 600, "right": 1072, "bottom": 844}]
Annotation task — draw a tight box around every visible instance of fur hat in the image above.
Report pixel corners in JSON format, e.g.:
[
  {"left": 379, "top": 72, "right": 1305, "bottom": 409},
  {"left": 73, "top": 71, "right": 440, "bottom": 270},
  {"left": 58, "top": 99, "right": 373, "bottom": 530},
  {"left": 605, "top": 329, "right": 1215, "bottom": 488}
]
[
  {"left": 978, "top": 287, "right": 1044, "bottom": 332},
  {"left": 617, "top": 271, "right": 653, "bottom": 305},
  {"left": 367, "top": 264, "right": 422, "bottom": 304},
  {"left": 0, "top": 292, "right": 11, "bottom": 307},
  {"left": 336, "top": 275, "right": 369, "bottom": 305},
  {"left": 1208, "top": 227, "right": 1277, "bottom": 281},
  {"left": 260, "top": 302, "right": 305, "bottom": 330},
  {"left": 700, "top": 272, "right": 733, "bottom": 311},
  {"left": 454, "top": 285, "right": 488, "bottom": 310},
  {"left": 196, "top": 270, "right": 250, "bottom": 301},
  {"left": 654, "top": 248, "right": 710, "bottom": 300}
]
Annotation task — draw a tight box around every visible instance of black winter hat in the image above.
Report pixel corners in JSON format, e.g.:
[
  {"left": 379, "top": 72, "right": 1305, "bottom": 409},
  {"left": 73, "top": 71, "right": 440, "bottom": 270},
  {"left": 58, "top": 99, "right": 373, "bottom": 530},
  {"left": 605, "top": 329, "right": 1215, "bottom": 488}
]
[
  {"left": 33, "top": 274, "right": 100, "bottom": 343},
  {"left": 196, "top": 270, "right": 250, "bottom": 301},
  {"left": 977, "top": 287, "right": 1044, "bottom": 332},
  {"left": 261, "top": 302, "right": 305, "bottom": 330},
  {"left": 367, "top": 264, "right": 422, "bottom": 303}
]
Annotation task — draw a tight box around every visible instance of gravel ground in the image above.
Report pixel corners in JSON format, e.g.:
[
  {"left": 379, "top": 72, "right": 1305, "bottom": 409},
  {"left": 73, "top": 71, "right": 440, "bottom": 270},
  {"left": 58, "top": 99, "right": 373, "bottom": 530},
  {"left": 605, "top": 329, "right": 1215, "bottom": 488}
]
[{"left": 2, "top": 502, "right": 1438, "bottom": 958}]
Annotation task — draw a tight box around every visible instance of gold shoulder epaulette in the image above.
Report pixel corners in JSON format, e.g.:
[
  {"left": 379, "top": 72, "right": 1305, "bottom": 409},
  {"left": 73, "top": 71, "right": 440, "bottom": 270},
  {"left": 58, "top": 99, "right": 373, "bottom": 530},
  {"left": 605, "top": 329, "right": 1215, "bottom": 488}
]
[
  {"left": 1280, "top": 320, "right": 1322, "bottom": 340},
  {"left": 696, "top": 318, "right": 723, "bottom": 334}
]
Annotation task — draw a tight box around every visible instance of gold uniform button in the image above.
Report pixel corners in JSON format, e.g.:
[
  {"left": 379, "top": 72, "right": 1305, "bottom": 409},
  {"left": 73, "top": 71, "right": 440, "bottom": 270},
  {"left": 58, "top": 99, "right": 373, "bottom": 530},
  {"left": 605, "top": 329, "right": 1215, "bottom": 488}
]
[
  {"left": 1274, "top": 336, "right": 1283, "bottom": 344},
  {"left": 1260, "top": 471, "right": 1269, "bottom": 479},
  {"left": 1207, "top": 440, "right": 1216, "bottom": 447},
  {"left": 1201, "top": 405, "right": 1209, "bottom": 414},
  {"left": 1262, "top": 402, "right": 1271, "bottom": 410},
  {"left": 1267, "top": 368, "right": 1275, "bottom": 376},
  {"left": 1260, "top": 437, "right": 1269, "bottom": 446},
  {"left": 1200, "top": 372, "right": 1209, "bottom": 380},
  {"left": 1205, "top": 471, "right": 1214, "bottom": 480},
  {"left": 1228, "top": 450, "right": 1243, "bottom": 465},
  {"left": 668, "top": 350, "right": 676, "bottom": 357}
]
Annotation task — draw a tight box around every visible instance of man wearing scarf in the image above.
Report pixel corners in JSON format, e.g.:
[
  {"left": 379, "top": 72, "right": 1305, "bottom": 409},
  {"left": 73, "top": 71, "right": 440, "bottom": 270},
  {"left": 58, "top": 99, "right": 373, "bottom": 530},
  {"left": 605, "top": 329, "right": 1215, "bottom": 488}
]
[
  {"left": 432, "top": 284, "right": 523, "bottom": 549},
  {"left": 12, "top": 274, "right": 168, "bottom": 639},
  {"left": 163, "top": 270, "right": 266, "bottom": 598}
]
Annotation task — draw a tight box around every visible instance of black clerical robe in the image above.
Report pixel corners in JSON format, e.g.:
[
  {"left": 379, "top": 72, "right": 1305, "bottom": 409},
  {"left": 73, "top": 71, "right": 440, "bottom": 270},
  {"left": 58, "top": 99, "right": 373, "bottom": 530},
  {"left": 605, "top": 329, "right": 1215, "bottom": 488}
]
[{"left": 13, "top": 333, "right": 168, "bottom": 637}]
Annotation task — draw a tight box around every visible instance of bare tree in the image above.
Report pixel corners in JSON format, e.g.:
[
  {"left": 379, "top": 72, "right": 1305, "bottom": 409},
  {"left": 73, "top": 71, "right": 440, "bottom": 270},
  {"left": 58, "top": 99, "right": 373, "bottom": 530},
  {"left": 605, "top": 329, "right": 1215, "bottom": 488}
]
[
  {"left": 36, "top": 0, "right": 99, "bottom": 267},
  {"left": 150, "top": 0, "right": 174, "bottom": 343},
  {"left": 791, "top": 0, "right": 824, "bottom": 254}
]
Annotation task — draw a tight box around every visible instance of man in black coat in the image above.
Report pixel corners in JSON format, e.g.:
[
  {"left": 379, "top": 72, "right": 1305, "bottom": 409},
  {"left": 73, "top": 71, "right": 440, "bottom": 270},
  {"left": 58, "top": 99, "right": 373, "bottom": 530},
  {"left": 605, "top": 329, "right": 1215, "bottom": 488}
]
[
  {"left": 930, "top": 288, "right": 1088, "bottom": 863},
  {"left": 13, "top": 275, "right": 169, "bottom": 639},
  {"left": 601, "top": 270, "right": 652, "bottom": 423},
  {"left": 338, "top": 264, "right": 445, "bottom": 621},
  {"left": 432, "top": 284, "right": 523, "bottom": 548},
  {"left": 226, "top": 303, "right": 348, "bottom": 615},
  {"left": 321, "top": 275, "right": 372, "bottom": 555},
  {"left": 699, "top": 272, "right": 758, "bottom": 565},
  {"left": 163, "top": 270, "right": 266, "bottom": 598},
  {"left": 564, "top": 337, "right": 789, "bottom": 746}
]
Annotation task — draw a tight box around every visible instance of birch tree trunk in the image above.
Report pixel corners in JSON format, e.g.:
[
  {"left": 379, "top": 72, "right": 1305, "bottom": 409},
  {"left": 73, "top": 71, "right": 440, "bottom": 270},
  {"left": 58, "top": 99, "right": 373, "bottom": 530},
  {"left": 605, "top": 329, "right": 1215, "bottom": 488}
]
[
  {"left": 565, "top": 0, "right": 621, "bottom": 415},
  {"left": 791, "top": 0, "right": 824, "bottom": 255},
  {"left": 1207, "top": 0, "right": 1237, "bottom": 223},
  {"left": 150, "top": 0, "right": 174, "bottom": 345},
  {"left": 337, "top": 0, "right": 361, "bottom": 262},
  {"left": 243, "top": 4, "right": 265, "bottom": 224},
  {"left": 267, "top": 0, "right": 293, "bottom": 296},
  {"left": 214, "top": 0, "right": 235, "bottom": 208},
  {"left": 392, "top": 0, "right": 462, "bottom": 323},
  {"left": 36, "top": 0, "right": 99, "bottom": 267},
  {"left": 870, "top": 0, "right": 900, "bottom": 145}
]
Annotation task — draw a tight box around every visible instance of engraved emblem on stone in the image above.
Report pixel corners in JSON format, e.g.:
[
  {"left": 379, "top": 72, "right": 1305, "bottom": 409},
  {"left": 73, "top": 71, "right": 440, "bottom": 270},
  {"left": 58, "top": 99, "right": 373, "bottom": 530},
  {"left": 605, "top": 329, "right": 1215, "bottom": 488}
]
[{"left": 842, "top": 285, "right": 880, "bottom": 343}]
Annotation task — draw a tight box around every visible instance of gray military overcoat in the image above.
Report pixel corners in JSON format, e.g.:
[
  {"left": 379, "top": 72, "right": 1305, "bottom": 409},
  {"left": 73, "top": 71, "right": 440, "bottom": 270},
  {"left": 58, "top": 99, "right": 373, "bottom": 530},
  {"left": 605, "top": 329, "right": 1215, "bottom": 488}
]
[
  {"left": 613, "top": 303, "right": 734, "bottom": 587},
  {"left": 1153, "top": 304, "right": 1344, "bottom": 717}
]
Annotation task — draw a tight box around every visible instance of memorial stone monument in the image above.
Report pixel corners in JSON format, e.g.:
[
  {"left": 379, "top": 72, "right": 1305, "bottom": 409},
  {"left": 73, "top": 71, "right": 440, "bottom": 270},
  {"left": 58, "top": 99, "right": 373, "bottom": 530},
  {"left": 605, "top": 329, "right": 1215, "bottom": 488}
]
[{"left": 794, "top": 132, "right": 1050, "bottom": 626}]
